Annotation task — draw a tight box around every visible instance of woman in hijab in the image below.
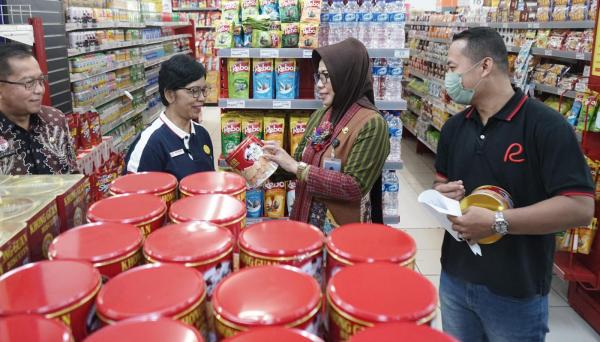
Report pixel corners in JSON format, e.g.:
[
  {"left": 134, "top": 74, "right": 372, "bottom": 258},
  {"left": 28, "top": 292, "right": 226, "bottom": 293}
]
[{"left": 263, "top": 38, "right": 390, "bottom": 234}]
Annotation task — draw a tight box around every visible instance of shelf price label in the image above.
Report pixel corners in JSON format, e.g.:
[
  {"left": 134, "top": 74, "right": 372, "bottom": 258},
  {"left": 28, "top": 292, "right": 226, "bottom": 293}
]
[
  {"left": 260, "top": 49, "right": 279, "bottom": 58},
  {"left": 576, "top": 53, "right": 585, "bottom": 60},
  {"left": 226, "top": 100, "right": 246, "bottom": 108},
  {"left": 273, "top": 100, "right": 292, "bottom": 109},
  {"left": 231, "top": 49, "right": 250, "bottom": 58},
  {"left": 502, "top": 23, "right": 508, "bottom": 28},
  {"left": 544, "top": 49, "right": 553, "bottom": 56},
  {"left": 394, "top": 50, "right": 409, "bottom": 58},
  {"left": 303, "top": 49, "right": 313, "bottom": 58}
]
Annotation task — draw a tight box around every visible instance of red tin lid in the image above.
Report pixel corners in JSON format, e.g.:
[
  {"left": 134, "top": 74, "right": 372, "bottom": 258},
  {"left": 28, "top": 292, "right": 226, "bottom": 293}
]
[
  {"left": 87, "top": 194, "right": 167, "bottom": 225},
  {"left": 327, "top": 224, "right": 416, "bottom": 263},
  {"left": 48, "top": 222, "right": 143, "bottom": 264},
  {"left": 144, "top": 222, "right": 234, "bottom": 263},
  {"left": 239, "top": 221, "right": 324, "bottom": 257},
  {"left": 0, "top": 315, "right": 73, "bottom": 342},
  {"left": 0, "top": 260, "right": 101, "bottom": 316},
  {"left": 84, "top": 318, "right": 204, "bottom": 342},
  {"left": 349, "top": 323, "right": 457, "bottom": 342},
  {"left": 327, "top": 263, "right": 437, "bottom": 323},
  {"left": 110, "top": 172, "right": 177, "bottom": 195},
  {"left": 212, "top": 265, "right": 321, "bottom": 327},
  {"left": 96, "top": 264, "right": 205, "bottom": 322},
  {"left": 224, "top": 327, "right": 324, "bottom": 342},
  {"left": 169, "top": 194, "right": 246, "bottom": 224},
  {"left": 180, "top": 171, "right": 246, "bottom": 196}
]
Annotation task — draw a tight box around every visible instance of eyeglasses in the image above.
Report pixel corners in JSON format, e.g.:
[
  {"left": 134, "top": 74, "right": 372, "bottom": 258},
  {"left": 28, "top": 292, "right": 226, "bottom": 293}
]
[
  {"left": 177, "top": 86, "right": 208, "bottom": 99},
  {"left": 0, "top": 75, "right": 48, "bottom": 90},
  {"left": 313, "top": 72, "right": 330, "bottom": 85}
]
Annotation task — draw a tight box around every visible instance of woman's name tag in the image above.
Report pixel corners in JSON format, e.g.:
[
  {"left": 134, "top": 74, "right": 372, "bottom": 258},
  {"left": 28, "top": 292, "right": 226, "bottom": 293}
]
[{"left": 323, "top": 158, "right": 342, "bottom": 172}]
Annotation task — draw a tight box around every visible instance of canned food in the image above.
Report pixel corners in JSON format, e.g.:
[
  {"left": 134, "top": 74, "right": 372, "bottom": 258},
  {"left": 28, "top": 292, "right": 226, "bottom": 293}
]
[
  {"left": 212, "top": 265, "right": 322, "bottom": 340},
  {"left": 325, "top": 223, "right": 416, "bottom": 282},
  {"left": 460, "top": 185, "right": 514, "bottom": 244},
  {"left": 87, "top": 194, "right": 167, "bottom": 238},
  {"left": 327, "top": 263, "right": 438, "bottom": 342},
  {"left": 224, "top": 327, "right": 324, "bottom": 341},
  {"left": 0, "top": 221, "right": 29, "bottom": 276},
  {"left": 84, "top": 318, "right": 204, "bottom": 342},
  {"left": 109, "top": 172, "right": 178, "bottom": 208},
  {"left": 0, "top": 260, "right": 102, "bottom": 341},
  {"left": 239, "top": 220, "right": 324, "bottom": 283},
  {"left": 180, "top": 171, "right": 246, "bottom": 202},
  {"left": 144, "top": 222, "right": 234, "bottom": 297},
  {"left": 169, "top": 194, "right": 246, "bottom": 248},
  {"left": 348, "top": 322, "right": 457, "bottom": 342},
  {"left": 48, "top": 222, "right": 144, "bottom": 280},
  {"left": 0, "top": 314, "right": 74, "bottom": 342},
  {"left": 96, "top": 264, "right": 208, "bottom": 339}
]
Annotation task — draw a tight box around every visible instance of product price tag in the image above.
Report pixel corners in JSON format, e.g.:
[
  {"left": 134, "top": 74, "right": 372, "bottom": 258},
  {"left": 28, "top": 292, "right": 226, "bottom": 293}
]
[
  {"left": 260, "top": 49, "right": 279, "bottom": 58},
  {"left": 231, "top": 49, "right": 250, "bottom": 58},
  {"left": 544, "top": 49, "right": 553, "bottom": 56},
  {"left": 533, "top": 23, "right": 540, "bottom": 28},
  {"left": 479, "top": 22, "right": 489, "bottom": 27},
  {"left": 226, "top": 100, "right": 246, "bottom": 108},
  {"left": 576, "top": 53, "right": 585, "bottom": 60},
  {"left": 394, "top": 49, "right": 409, "bottom": 58},
  {"left": 502, "top": 23, "right": 509, "bottom": 28},
  {"left": 273, "top": 100, "right": 291, "bottom": 109},
  {"left": 303, "top": 49, "right": 313, "bottom": 58},
  {"left": 575, "top": 82, "right": 588, "bottom": 92}
]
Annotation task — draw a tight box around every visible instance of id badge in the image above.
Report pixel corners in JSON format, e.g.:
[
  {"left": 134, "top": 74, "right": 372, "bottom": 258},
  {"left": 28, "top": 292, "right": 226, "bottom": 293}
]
[{"left": 323, "top": 158, "right": 342, "bottom": 172}]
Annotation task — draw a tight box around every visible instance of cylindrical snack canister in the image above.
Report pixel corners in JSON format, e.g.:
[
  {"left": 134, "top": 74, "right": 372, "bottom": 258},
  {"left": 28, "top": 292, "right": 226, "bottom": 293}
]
[
  {"left": 0, "top": 260, "right": 102, "bottom": 341},
  {"left": 325, "top": 223, "right": 416, "bottom": 282},
  {"left": 0, "top": 314, "right": 74, "bottom": 342},
  {"left": 48, "top": 222, "right": 144, "bottom": 280},
  {"left": 180, "top": 171, "right": 247, "bottom": 202},
  {"left": 96, "top": 264, "right": 208, "bottom": 340},
  {"left": 348, "top": 322, "right": 457, "bottom": 342},
  {"left": 239, "top": 220, "right": 324, "bottom": 284},
  {"left": 169, "top": 194, "right": 246, "bottom": 249},
  {"left": 223, "top": 327, "right": 324, "bottom": 342},
  {"left": 212, "top": 265, "right": 322, "bottom": 340},
  {"left": 84, "top": 318, "right": 205, "bottom": 342},
  {"left": 326, "top": 263, "right": 438, "bottom": 342},
  {"left": 460, "top": 185, "right": 514, "bottom": 244},
  {"left": 109, "top": 172, "right": 178, "bottom": 208},
  {"left": 87, "top": 194, "right": 167, "bottom": 238}
]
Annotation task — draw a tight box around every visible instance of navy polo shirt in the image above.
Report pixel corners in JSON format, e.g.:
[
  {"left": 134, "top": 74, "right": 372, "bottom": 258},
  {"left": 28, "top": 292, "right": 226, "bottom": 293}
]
[
  {"left": 125, "top": 112, "right": 215, "bottom": 181},
  {"left": 435, "top": 89, "right": 594, "bottom": 298}
]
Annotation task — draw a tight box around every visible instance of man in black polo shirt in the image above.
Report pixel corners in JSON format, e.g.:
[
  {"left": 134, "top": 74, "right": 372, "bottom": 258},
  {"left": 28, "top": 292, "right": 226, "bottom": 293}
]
[{"left": 433, "top": 27, "right": 595, "bottom": 341}]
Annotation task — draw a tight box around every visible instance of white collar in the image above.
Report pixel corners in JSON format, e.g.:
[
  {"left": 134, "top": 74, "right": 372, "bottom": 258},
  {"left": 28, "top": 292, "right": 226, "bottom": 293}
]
[{"left": 160, "top": 112, "right": 195, "bottom": 139}]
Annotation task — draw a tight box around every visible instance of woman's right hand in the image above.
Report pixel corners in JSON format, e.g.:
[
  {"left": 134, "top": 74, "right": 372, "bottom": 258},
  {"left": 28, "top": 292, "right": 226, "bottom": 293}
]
[
  {"left": 262, "top": 142, "right": 300, "bottom": 174},
  {"left": 434, "top": 180, "right": 466, "bottom": 201}
]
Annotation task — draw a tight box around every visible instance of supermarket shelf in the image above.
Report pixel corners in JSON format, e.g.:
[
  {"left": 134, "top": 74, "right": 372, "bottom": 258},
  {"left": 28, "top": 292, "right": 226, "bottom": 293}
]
[
  {"left": 406, "top": 87, "right": 430, "bottom": 99},
  {"left": 377, "top": 100, "right": 407, "bottom": 110},
  {"left": 384, "top": 160, "right": 403, "bottom": 170},
  {"left": 73, "top": 81, "right": 146, "bottom": 112},
  {"left": 103, "top": 105, "right": 146, "bottom": 134},
  {"left": 418, "top": 137, "right": 437, "bottom": 154},
  {"left": 218, "top": 98, "right": 406, "bottom": 110},
  {"left": 218, "top": 48, "right": 410, "bottom": 59},
  {"left": 144, "top": 50, "right": 192, "bottom": 68},
  {"left": 144, "top": 34, "right": 192, "bottom": 46},
  {"left": 408, "top": 68, "right": 444, "bottom": 86},
  {"left": 196, "top": 26, "right": 215, "bottom": 30},
  {"left": 173, "top": 7, "right": 220, "bottom": 11},
  {"left": 143, "top": 105, "right": 164, "bottom": 126},
  {"left": 68, "top": 40, "right": 146, "bottom": 57},
  {"left": 407, "top": 21, "right": 470, "bottom": 27},
  {"left": 411, "top": 52, "right": 447, "bottom": 65},
  {"left": 70, "top": 59, "right": 144, "bottom": 83},
  {"left": 383, "top": 215, "right": 400, "bottom": 225},
  {"left": 0, "top": 24, "right": 34, "bottom": 45},
  {"left": 407, "top": 20, "right": 595, "bottom": 30},
  {"left": 412, "top": 35, "right": 452, "bottom": 44},
  {"left": 532, "top": 83, "right": 578, "bottom": 99},
  {"left": 144, "top": 21, "right": 191, "bottom": 28},
  {"left": 146, "top": 84, "right": 159, "bottom": 97},
  {"left": 403, "top": 122, "right": 418, "bottom": 136},
  {"left": 531, "top": 48, "right": 591, "bottom": 61},
  {"left": 506, "top": 45, "right": 521, "bottom": 53},
  {"left": 65, "top": 21, "right": 145, "bottom": 32}
]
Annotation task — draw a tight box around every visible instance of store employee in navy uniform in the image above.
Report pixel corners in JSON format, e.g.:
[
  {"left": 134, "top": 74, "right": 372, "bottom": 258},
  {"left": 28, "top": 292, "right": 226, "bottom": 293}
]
[
  {"left": 433, "top": 27, "right": 595, "bottom": 342},
  {"left": 126, "top": 55, "right": 214, "bottom": 180}
]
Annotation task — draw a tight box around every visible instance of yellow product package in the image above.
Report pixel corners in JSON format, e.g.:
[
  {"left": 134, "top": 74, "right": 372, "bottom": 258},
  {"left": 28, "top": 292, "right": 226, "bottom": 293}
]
[
  {"left": 578, "top": 218, "right": 598, "bottom": 255},
  {"left": 221, "top": 112, "right": 243, "bottom": 157},
  {"left": 264, "top": 179, "right": 286, "bottom": 218},
  {"left": 289, "top": 113, "right": 309, "bottom": 156},
  {"left": 241, "top": 113, "right": 264, "bottom": 140},
  {"left": 264, "top": 113, "right": 286, "bottom": 147},
  {"left": 299, "top": 22, "right": 319, "bottom": 49}
]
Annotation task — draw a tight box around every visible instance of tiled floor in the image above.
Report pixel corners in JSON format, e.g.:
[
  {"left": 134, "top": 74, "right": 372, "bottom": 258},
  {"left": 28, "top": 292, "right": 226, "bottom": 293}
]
[{"left": 200, "top": 107, "right": 600, "bottom": 341}]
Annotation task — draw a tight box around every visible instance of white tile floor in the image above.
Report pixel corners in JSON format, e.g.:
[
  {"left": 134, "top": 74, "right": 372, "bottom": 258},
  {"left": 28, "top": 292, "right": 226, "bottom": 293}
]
[{"left": 199, "top": 107, "right": 600, "bottom": 341}]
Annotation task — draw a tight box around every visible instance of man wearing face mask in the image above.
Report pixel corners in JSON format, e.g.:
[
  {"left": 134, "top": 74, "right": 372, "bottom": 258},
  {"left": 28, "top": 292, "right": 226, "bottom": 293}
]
[{"left": 433, "top": 27, "right": 594, "bottom": 341}]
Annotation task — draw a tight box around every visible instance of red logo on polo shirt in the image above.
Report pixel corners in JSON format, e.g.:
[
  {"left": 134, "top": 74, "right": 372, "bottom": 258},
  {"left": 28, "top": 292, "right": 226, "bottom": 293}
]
[{"left": 504, "top": 143, "right": 525, "bottom": 163}]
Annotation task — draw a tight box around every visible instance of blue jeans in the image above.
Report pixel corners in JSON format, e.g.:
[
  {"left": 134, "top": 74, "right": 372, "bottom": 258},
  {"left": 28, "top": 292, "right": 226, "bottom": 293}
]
[{"left": 440, "top": 271, "right": 549, "bottom": 342}]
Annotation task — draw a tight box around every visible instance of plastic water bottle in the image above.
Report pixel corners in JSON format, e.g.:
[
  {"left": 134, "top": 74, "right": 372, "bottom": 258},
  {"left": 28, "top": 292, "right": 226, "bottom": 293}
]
[
  {"left": 372, "top": 0, "right": 387, "bottom": 48},
  {"left": 328, "top": 0, "right": 344, "bottom": 44},
  {"left": 319, "top": 1, "right": 330, "bottom": 46},
  {"left": 383, "top": 170, "right": 399, "bottom": 217},
  {"left": 372, "top": 58, "right": 387, "bottom": 101},
  {"left": 385, "top": 58, "right": 403, "bottom": 100},
  {"left": 387, "top": 112, "right": 402, "bottom": 161},
  {"left": 358, "top": 0, "right": 374, "bottom": 47},
  {"left": 385, "top": 0, "right": 406, "bottom": 48},
  {"left": 342, "top": 0, "right": 359, "bottom": 40}
]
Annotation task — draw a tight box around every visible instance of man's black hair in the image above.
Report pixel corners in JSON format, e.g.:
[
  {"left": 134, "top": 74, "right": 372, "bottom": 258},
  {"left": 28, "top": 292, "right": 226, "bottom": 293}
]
[
  {"left": 452, "top": 27, "right": 509, "bottom": 73},
  {"left": 158, "top": 54, "right": 207, "bottom": 106},
  {"left": 0, "top": 44, "right": 34, "bottom": 79}
]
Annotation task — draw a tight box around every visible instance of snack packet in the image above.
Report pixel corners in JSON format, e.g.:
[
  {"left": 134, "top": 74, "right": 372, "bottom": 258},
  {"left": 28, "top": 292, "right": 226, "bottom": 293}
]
[
  {"left": 241, "top": 114, "right": 264, "bottom": 139},
  {"left": 264, "top": 113, "right": 286, "bottom": 147},
  {"left": 260, "top": 0, "right": 280, "bottom": 20},
  {"left": 228, "top": 59, "right": 251, "bottom": 99},
  {"left": 253, "top": 58, "right": 275, "bottom": 99},
  {"left": 222, "top": 0, "right": 241, "bottom": 24},
  {"left": 215, "top": 20, "right": 234, "bottom": 48},
  {"left": 242, "top": 0, "right": 260, "bottom": 22},
  {"left": 275, "top": 58, "right": 299, "bottom": 99},
  {"left": 226, "top": 135, "right": 278, "bottom": 188},
  {"left": 282, "top": 23, "right": 299, "bottom": 48},
  {"left": 221, "top": 113, "right": 243, "bottom": 156},
  {"left": 264, "top": 179, "right": 286, "bottom": 218},
  {"left": 246, "top": 187, "right": 264, "bottom": 218},
  {"left": 289, "top": 113, "right": 309, "bottom": 156},
  {"left": 287, "top": 179, "right": 296, "bottom": 216},
  {"left": 279, "top": 0, "right": 300, "bottom": 23},
  {"left": 299, "top": 22, "right": 319, "bottom": 48},
  {"left": 577, "top": 218, "right": 597, "bottom": 254},
  {"left": 301, "top": 0, "right": 322, "bottom": 22}
]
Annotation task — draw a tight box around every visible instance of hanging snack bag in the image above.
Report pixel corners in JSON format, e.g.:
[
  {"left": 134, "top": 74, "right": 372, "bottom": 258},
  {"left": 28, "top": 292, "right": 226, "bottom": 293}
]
[
  {"left": 299, "top": 22, "right": 319, "bottom": 49},
  {"left": 275, "top": 59, "right": 299, "bottom": 99},
  {"left": 242, "top": 0, "right": 260, "bottom": 22},
  {"left": 215, "top": 20, "right": 234, "bottom": 48},
  {"left": 242, "top": 24, "right": 253, "bottom": 47},
  {"left": 264, "top": 179, "right": 286, "bottom": 218},
  {"left": 289, "top": 113, "right": 309, "bottom": 156},
  {"left": 233, "top": 24, "right": 244, "bottom": 47},
  {"left": 281, "top": 23, "right": 299, "bottom": 48},
  {"left": 279, "top": 0, "right": 300, "bottom": 23},
  {"left": 578, "top": 218, "right": 598, "bottom": 255},
  {"left": 241, "top": 113, "right": 264, "bottom": 139},
  {"left": 228, "top": 58, "right": 251, "bottom": 99},
  {"left": 88, "top": 110, "right": 102, "bottom": 145},
  {"left": 67, "top": 113, "right": 81, "bottom": 151},
  {"left": 79, "top": 112, "right": 93, "bottom": 150},
  {"left": 269, "top": 29, "right": 282, "bottom": 48},
  {"left": 222, "top": 0, "right": 241, "bottom": 24},
  {"left": 253, "top": 59, "right": 275, "bottom": 99},
  {"left": 246, "top": 187, "right": 264, "bottom": 218},
  {"left": 300, "top": 0, "right": 322, "bottom": 22},
  {"left": 221, "top": 113, "right": 243, "bottom": 157},
  {"left": 287, "top": 180, "right": 296, "bottom": 216},
  {"left": 226, "top": 135, "right": 278, "bottom": 188},
  {"left": 260, "top": 0, "right": 280, "bottom": 20},
  {"left": 264, "top": 113, "right": 286, "bottom": 147}
]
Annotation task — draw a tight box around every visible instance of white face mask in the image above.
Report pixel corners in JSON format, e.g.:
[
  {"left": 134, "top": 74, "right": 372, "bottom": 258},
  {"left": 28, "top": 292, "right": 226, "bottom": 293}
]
[{"left": 444, "top": 59, "right": 485, "bottom": 105}]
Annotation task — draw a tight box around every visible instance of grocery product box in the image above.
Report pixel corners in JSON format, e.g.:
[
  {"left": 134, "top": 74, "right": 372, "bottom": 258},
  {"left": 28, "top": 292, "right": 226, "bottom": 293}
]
[
  {"left": 53, "top": 175, "right": 90, "bottom": 233},
  {"left": 0, "top": 221, "right": 30, "bottom": 276}
]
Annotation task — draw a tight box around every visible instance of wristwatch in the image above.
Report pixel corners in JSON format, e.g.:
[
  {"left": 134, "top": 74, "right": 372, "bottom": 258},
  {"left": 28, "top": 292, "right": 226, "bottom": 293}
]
[
  {"left": 296, "top": 162, "right": 309, "bottom": 181},
  {"left": 492, "top": 211, "right": 509, "bottom": 235}
]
